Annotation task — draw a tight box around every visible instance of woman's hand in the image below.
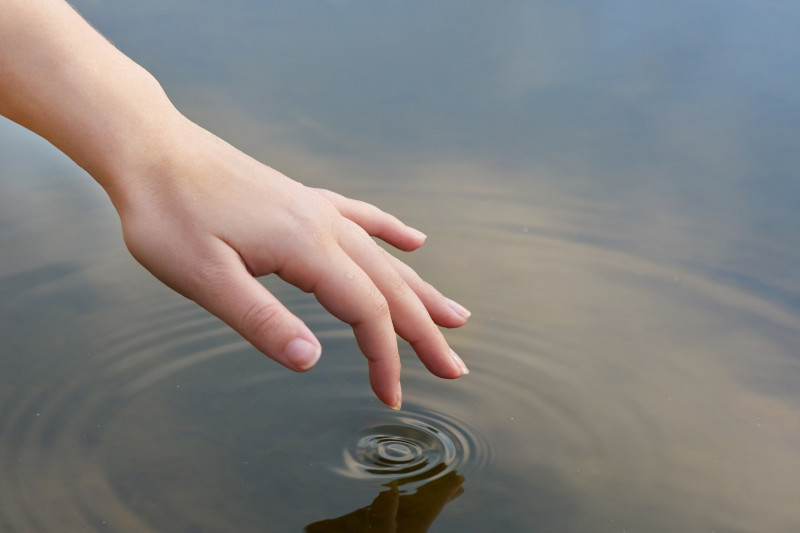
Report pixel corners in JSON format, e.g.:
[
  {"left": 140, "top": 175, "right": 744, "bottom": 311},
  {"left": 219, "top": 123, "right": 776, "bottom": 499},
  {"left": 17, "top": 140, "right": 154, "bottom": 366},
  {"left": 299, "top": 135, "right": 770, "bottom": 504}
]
[
  {"left": 116, "top": 120, "right": 470, "bottom": 409},
  {"left": 0, "top": 0, "right": 469, "bottom": 409}
]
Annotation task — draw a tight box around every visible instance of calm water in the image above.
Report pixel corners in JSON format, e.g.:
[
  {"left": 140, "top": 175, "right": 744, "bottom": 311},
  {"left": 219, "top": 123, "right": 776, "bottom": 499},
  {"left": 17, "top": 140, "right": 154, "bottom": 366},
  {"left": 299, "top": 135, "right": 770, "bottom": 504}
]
[{"left": 2, "top": 1, "right": 800, "bottom": 531}]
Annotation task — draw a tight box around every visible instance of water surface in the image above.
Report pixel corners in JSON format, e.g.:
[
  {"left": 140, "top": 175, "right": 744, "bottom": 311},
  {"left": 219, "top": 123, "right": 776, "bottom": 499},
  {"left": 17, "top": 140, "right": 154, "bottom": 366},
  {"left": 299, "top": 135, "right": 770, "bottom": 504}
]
[{"left": 2, "top": 1, "right": 799, "bottom": 531}]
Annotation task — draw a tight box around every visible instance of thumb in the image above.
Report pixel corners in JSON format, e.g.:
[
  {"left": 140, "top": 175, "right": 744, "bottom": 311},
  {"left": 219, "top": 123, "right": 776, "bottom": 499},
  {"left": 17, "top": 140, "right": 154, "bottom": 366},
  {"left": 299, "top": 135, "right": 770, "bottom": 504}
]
[{"left": 194, "top": 263, "right": 322, "bottom": 372}]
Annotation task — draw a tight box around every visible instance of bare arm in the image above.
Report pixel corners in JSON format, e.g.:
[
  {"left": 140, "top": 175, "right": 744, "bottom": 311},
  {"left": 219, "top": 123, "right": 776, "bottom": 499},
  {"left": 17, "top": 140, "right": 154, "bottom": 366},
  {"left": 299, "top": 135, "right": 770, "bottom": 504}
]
[{"left": 0, "top": 0, "right": 470, "bottom": 409}]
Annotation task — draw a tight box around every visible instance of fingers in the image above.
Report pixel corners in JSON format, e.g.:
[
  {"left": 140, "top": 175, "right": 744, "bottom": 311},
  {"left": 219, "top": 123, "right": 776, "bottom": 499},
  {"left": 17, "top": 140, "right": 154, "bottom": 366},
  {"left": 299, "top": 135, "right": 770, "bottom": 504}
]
[
  {"left": 381, "top": 249, "right": 471, "bottom": 329},
  {"left": 189, "top": 246, "right": 322, "bottom": 373},
  {"left": 315, "top": 188, "right": 427, "bottom": 252},
  {"left": 163, "top": 189, "right": 469, "bottom": 411},
  {"left": 335, "top": 222, "right": 470, "bottom": 381},
  {"left": 300, "top": 248, "right": 403, "bottom": 409}
]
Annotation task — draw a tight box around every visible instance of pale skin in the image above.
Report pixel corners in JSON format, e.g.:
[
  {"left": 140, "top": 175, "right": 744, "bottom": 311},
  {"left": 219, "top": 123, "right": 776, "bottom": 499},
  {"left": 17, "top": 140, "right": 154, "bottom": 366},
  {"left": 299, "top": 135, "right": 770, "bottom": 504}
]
[{"left": 0, "top": 0, "right": 470, "bottom": 409}]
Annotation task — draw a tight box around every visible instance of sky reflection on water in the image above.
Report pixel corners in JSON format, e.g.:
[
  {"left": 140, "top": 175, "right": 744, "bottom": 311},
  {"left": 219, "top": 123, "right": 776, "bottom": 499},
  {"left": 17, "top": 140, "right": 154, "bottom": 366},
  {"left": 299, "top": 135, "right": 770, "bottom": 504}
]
[{"left": 2, "top": 1, "right": 800, "bottom": 531}]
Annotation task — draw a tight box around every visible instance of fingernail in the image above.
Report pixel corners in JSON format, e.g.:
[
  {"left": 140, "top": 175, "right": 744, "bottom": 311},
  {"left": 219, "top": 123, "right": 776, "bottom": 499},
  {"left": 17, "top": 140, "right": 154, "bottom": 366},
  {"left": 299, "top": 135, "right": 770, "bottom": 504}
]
[
  {"left": 446, "top": 298, "right": 472, "bottom": 319},
  {"left": 450, "top": 348, "right": 469, "bottom": 375},
  {"left": 391, "top": 382, "right": 402, "bottom": 410},
  {"left": 284, "top": 338, "right": 321, "bottom": 371},
  {"left": 408, "top": 226, "right": 427, "bottom": 241}
]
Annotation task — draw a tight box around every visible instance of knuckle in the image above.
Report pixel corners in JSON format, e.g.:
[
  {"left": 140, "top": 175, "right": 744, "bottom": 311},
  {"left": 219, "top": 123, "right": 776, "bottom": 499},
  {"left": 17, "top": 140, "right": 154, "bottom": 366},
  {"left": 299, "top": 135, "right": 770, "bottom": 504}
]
[
  {"left": 340, "top": 217, "right": 370, "bottom": 240},
  {"left": 387, "top": 270, "right": 407, "bottom": 293},
  {"left": 417, "top": 279, "right": 440, "bottom": 301},
  {"left": 194, "top": 260, "right": 229, "bottom": 286},
  {"left": 239, "top": 300, "right": 283, "bottom": 339},
  {"left": 183, "top": 260, "right": 233, "bottom": 300},
  {"left": 362, "top": 201, "right": 385, "bottom": 219},
  {"left": 409, "top": 320, "right": 442, "bottom": 348},
  {"left": 369, "top": 286, "right": 391, "bottom": 319}
]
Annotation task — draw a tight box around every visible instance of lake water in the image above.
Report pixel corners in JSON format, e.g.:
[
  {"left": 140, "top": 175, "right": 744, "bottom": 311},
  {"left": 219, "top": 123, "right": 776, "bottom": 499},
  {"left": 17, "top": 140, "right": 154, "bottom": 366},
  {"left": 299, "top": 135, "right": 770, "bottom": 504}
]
[{"left": 2, "top": 1, "right": 800, "bottom": 531}]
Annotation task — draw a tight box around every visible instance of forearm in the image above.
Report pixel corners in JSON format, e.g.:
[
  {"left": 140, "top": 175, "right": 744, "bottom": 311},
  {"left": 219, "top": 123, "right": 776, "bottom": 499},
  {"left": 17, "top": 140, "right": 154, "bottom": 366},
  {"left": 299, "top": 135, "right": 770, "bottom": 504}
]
[{"left": 0, "top": 0, "right": 182, "bottom": 206}]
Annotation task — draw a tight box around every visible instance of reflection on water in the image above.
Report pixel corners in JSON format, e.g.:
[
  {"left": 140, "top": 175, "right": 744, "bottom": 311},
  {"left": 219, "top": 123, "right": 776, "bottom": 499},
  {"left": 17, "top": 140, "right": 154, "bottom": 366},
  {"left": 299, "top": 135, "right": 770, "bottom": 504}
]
[
  {"left": 2, "top": 0, "right": 800, "bottom": 531},
  {"left": 305, "top": 472, "right": 464, "bottom": 533}
]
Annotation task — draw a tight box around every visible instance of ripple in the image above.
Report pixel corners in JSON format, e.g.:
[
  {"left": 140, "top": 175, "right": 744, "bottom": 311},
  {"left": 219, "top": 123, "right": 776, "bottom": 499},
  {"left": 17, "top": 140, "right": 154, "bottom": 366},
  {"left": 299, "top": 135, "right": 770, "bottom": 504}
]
[
  {"left": 333, "top": 407, "right": 491, "bottom": 493},
  {"left": 3, "top": 186, "right": 800, "bottom": 532},
  {"left": 0, "top": 258, "right": 494, "bottom": 531}
]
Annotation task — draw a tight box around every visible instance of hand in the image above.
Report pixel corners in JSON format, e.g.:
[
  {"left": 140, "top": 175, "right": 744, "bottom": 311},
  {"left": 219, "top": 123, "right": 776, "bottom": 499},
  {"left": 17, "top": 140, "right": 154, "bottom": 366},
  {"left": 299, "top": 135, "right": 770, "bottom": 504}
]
[
  {"left": 0, "top": 0, "right": 469, "bottom": 409},
  {"left": 116, "top": 119, "right": 470, "bottom": 408}
]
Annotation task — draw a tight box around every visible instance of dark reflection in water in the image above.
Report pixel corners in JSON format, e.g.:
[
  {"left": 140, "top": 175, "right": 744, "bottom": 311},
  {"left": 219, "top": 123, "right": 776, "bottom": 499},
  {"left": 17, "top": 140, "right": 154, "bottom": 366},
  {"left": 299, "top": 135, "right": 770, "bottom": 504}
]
[
  {"left": 2, "top": 0, "right": 800, "bottom": 532},
  {"left": 305, "top": 472, "right": 464, "bottom": 533}
]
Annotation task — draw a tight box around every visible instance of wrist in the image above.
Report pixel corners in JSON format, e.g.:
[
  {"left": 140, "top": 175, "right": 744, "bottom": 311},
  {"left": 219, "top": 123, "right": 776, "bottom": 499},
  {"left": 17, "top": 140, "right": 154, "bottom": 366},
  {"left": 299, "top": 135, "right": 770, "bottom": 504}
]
[
  {"left": 90, "top": 80, "right": 190, "bottom": 214},
  {"left": 0, "top": 0, "right": 188, "bottom": 214}
]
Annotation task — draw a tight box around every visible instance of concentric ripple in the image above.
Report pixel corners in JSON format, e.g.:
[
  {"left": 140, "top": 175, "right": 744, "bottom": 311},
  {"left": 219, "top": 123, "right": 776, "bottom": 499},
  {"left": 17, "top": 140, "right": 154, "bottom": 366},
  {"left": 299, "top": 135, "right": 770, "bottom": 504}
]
[
  {"left": 3, "top": 178, "right": 800, "bottom": 532},
  {"left": 334, "top": 408, "right": 490, "bottom": 493}
]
